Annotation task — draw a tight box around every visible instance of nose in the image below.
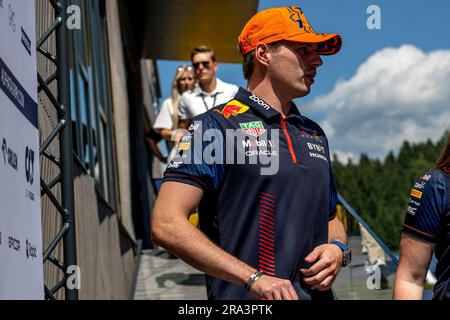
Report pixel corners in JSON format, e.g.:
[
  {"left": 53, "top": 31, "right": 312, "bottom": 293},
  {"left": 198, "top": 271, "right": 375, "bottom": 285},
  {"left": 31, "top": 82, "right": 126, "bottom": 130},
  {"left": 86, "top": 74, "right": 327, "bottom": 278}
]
[
  {"left": 195, "top": 68, "right": 204, "bottom": 76},
  {"left": 311, "top": 52, "right": 323, "bottom": 68}
]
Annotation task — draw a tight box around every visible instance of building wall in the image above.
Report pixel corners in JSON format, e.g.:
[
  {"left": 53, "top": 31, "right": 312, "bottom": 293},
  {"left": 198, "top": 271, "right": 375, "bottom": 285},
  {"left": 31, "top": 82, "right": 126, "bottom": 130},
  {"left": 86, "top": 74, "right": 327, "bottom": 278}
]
[
  {"left": 115, "top": 0, "right": 160, "bottom": 249},
  {"left": 105, "top": 0, "right": 135, "bottom": 240},
  {"left": 36, "top": 0, "right": 136, "bottom": 299},
  {"left": 73, "top": 164, "right": 135, "bottom": 299}
]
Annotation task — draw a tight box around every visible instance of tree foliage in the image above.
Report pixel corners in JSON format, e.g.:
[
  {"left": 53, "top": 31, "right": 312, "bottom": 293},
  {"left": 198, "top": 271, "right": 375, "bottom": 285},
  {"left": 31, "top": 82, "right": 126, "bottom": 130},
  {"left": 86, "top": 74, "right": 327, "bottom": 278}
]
[{"left": 332, "top": 132, "right": 448, "bottom": 251}]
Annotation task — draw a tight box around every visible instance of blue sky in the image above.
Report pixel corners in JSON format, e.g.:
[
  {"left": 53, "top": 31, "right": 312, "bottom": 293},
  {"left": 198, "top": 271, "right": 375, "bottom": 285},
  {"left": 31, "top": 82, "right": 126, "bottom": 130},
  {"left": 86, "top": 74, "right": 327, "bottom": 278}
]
[{"left": 156, "top": 0, "right": 450, "bottom": 161}]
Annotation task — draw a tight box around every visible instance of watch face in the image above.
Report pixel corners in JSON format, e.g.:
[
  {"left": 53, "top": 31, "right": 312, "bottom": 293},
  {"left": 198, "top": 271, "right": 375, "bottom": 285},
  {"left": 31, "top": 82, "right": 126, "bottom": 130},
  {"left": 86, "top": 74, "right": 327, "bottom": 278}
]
[{"left": 343, "top": 250, "right": 351, "bottom": 266}]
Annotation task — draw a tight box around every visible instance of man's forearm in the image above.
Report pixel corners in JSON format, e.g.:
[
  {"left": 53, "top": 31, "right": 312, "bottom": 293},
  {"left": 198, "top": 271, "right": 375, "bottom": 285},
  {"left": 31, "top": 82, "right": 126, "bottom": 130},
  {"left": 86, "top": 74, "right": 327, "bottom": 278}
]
[
  {"left": 151, "top": 185, "right": 257, "bottom": 288},
  {"left": 158, "top": 217, "right": 256, "bottom": 286},
  {"left": 328, "top": 215, "right": 348, "bottom": 244},
  {"left": 393, "top": 279, "right": 424, "bottom": 299},
  {"left": 160, "top": 129, "right": 175, "bottom": 141}
]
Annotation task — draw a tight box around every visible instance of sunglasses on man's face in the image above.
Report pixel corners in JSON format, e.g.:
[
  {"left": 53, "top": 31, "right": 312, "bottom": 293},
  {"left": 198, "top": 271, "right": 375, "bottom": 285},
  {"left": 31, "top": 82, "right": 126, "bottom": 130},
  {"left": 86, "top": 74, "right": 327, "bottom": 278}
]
[{"left": 193, "top": 61, "right": 211, "bottom": 69}]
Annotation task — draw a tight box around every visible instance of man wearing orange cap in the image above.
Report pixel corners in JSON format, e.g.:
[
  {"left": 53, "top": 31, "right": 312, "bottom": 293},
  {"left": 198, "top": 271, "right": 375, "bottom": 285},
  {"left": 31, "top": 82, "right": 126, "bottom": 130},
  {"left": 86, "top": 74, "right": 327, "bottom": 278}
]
[{"left": 152, "top": 6, "right": 349, "bottom": 300}]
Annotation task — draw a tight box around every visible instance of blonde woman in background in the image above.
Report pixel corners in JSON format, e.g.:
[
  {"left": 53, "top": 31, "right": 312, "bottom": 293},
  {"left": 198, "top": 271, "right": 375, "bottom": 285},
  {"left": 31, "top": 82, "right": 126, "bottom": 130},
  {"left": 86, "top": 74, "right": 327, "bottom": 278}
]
[
  {"left": 153, "top": 65, "right": 196, "bottom": 156},
  {"left": 152, "top": 65, "right": 198, "bottom": 235},
  {"left": 148, "top": 66, "right": 195, "bottom": 194}
]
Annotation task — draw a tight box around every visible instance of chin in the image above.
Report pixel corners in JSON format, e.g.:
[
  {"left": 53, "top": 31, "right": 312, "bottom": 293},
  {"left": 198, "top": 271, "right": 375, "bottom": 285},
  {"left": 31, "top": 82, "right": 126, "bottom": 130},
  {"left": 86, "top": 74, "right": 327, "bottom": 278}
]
[
  {"left": 297, "top": 92, "right": 309, "bottom": 98},
  {"left": 295, "top": 85, "right": 310, "bottom": 98}
]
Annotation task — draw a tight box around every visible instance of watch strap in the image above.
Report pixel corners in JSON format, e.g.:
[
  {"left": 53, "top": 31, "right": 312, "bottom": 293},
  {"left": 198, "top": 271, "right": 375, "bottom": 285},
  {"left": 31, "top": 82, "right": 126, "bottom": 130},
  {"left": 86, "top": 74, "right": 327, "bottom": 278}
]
[{"left": 331, "top": 240, "right": 349, "bottom": 252}]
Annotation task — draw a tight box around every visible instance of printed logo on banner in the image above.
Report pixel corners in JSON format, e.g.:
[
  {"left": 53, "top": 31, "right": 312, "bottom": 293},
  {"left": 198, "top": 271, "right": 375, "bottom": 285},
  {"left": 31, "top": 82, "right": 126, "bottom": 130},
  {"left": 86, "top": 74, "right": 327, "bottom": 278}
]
[
  {"left": 25, "top": 239, "right": 37, "bottom": 259},
  {"left": 8, "top": 235, "right": 20, "bottom": 252},
  {"left": 2, "top": 138, "right": 18, "bottom": 171},
  {"left": 21, "top": 28, "right": 31, "bottom": 56},
  {"left": 1, "top": 61, "right": 25, "bottom": 108},
  {"left": 0, "top": 58, "right": 39, "bottom": 129},
  {"left": 25, "top": 146, "right": 34, "bottom": 185},
  {"left": 25, "top": 146, "right": 36, "bottom": 201}
]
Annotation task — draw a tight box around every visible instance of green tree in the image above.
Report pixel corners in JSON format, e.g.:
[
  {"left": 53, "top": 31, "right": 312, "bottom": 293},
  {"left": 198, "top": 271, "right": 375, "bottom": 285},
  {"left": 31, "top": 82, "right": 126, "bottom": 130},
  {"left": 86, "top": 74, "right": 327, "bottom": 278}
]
[{"left": 332, "top": 131, "right": 448, "bottom": 251}]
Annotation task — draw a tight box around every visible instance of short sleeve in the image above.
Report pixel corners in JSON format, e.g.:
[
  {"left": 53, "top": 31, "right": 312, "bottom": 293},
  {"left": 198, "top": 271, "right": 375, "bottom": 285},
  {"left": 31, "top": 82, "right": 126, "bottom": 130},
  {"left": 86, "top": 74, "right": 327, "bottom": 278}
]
[
  {"left": 178, "top": 94, "right": 190, "bottom": 120},
  {"left": 153, "top": 99, "right": 174, "bottom": 130},
  {"left": 163, "top": 113, "right": 225, "bottom": 190},
  {"left": 222, "top": 84, "right": 239, "bottom": 105},
  {"left": 230, "top": 84, "right": 239, "bottom": 96},
  {"left": 402, "top": 170, "right": 447, "bottom": 243}
]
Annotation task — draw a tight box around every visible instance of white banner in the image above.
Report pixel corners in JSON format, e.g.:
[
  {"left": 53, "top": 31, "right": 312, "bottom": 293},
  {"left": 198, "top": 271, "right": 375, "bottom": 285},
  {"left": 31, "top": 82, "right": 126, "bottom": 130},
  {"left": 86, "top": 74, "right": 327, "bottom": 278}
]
[{"left": 0, "top": 0, "right": 44, "bottom": 299}]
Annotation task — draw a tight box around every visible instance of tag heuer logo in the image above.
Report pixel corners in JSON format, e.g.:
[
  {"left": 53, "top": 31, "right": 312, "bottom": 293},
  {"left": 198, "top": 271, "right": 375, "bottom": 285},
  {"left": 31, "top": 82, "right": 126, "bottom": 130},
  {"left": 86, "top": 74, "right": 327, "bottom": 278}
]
[{"left": 240, "top": 121, "right": 266, "bottom": 137}]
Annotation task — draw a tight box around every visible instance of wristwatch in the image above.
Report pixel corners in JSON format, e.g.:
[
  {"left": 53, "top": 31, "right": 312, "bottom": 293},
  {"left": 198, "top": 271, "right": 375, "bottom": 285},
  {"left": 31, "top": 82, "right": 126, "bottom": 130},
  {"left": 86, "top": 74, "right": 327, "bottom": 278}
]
[{"left": 331, "top": 240, "right": 351, "bottom": 267}]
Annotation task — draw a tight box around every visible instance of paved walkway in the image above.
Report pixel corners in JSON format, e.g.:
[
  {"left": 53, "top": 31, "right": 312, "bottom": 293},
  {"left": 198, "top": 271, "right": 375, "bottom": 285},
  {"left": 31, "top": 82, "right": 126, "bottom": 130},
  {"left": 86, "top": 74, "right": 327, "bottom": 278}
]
[
  {"left": 134, "top": 237, "right": 396, "bottom": 300},
  {"left": 332, "top": 236, "right": 395, "bottom": 300},
  {"left": 134, "top": 248, "right": 207, "bottom": 300}
]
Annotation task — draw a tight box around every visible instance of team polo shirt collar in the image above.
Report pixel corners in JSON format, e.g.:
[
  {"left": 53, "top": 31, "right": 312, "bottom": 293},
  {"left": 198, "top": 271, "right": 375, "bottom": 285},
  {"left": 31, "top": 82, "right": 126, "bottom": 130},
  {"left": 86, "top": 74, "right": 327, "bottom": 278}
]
[{"left": 234, "top": 87, "right": 304, "bottom": 122}]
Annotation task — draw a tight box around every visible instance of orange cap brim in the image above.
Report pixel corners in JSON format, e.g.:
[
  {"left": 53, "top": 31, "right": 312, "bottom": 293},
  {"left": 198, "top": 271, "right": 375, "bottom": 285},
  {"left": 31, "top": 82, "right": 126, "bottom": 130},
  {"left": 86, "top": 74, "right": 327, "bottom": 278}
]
[{"left": 285, "top": 33, "right": 342, "bottom": 55}]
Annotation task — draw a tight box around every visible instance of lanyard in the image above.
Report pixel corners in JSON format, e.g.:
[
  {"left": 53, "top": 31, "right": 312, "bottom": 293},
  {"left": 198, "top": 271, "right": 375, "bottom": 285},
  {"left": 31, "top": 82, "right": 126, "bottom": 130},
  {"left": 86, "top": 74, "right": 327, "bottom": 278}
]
[{"left": 201, "top": 93, "right": 218, "bottom": 111}]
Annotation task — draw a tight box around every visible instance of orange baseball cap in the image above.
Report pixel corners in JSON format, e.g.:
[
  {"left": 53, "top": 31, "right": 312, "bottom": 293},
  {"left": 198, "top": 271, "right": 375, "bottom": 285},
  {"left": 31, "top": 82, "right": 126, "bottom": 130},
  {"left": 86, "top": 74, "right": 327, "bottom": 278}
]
[{"left": 238, "top": 6, "right": 342, "bottom": 56}]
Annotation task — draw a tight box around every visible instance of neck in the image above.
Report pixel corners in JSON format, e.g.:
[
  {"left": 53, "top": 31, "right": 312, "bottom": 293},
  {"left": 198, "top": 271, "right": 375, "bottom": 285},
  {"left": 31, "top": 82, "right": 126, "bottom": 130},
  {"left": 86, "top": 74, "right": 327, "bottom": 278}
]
[
  {"left": 201, "top": 77, "right": 217, "bottom": 94},
  {"left": 247, "top": 78, "right": 292, "bottom": 117}
]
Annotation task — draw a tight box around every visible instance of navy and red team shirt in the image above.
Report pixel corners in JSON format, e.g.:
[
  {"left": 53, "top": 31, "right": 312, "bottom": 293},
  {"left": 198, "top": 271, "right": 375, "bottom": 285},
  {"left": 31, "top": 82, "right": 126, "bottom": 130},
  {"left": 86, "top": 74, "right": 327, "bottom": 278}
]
[
  {"left": 403, "top": 167, "right": 450, "bottom": 300},
  {"left": 163, "top": 87, "right": 338, "bottom": 300}
]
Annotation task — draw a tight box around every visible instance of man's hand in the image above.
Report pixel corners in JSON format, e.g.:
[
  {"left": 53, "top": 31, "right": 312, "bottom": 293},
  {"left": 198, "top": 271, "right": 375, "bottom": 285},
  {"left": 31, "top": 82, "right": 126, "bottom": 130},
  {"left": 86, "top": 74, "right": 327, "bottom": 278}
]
[
  {"left": 300, "top": 244, "right": 343, "bottom": 291},
  {"left": 250, "top": 275, "right": 299, "bottom": 300}
]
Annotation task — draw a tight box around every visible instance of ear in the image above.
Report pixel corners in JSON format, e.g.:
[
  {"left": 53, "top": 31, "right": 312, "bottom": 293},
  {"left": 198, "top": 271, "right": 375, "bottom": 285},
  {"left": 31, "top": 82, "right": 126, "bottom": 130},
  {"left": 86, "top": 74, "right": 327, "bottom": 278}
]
[
  {"left": 213, "top": 61, "right": 218, "bottom": 73},
  {"left": 254, "top": 43, "right": 271, "bottom": 67}
]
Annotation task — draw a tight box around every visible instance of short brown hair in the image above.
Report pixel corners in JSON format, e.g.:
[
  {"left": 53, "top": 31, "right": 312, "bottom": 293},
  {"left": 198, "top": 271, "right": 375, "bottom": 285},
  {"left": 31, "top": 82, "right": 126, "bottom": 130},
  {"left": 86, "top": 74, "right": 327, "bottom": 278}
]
[
  {"left": 436, "top": 131, "right": 450, "bottom": 171},
  {"left": 242, "top": 41, "right": 283, "bottom": 80},
  {"left": 191, "top": 45, "right": 216, "bottom": 62}
]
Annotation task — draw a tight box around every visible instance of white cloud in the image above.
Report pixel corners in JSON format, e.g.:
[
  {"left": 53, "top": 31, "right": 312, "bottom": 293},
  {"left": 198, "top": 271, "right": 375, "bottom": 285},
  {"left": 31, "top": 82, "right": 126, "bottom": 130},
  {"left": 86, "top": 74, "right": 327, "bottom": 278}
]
[{"left": 305, "top": 45, "right": 450, "bottom": 162}]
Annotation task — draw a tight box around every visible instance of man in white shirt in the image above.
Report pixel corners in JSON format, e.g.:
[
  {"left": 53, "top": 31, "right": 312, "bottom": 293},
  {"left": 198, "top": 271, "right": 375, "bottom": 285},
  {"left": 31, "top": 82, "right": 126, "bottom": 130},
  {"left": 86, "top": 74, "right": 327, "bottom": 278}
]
[{"left": 178, "top": 45, "right": 238, "bottom": 129}]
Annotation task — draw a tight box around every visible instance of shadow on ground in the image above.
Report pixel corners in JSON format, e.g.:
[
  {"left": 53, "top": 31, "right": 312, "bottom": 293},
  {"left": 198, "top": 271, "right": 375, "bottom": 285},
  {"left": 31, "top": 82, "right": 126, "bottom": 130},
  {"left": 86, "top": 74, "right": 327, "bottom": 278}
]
[{"left": 156, "top": 273, "right": 205, "bottom": 288}]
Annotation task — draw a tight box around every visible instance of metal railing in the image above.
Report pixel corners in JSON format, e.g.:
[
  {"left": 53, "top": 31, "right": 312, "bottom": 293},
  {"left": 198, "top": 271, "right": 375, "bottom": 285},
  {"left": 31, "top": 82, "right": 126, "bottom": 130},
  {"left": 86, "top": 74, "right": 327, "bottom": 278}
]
[
  {"left": 334, "top": 193, "right": 434, "bottom": 300},
  {"left": 338, "top": 194, "right": 398, "bottom": 264}
]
